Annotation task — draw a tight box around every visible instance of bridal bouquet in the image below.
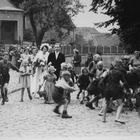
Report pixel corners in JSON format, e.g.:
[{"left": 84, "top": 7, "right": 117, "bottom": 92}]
[
  {"left": 19, "top": 59, "right": 32, "bottom": 76},
  {"left": 33, "top": 57, "right": 46, "bottom": 68}
]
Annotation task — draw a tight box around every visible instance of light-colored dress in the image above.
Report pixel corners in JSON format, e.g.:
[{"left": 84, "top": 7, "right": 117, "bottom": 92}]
[
  {"left": 19, "top": 66, "right": 32, "bottom": 88},
  {"left": 30, "top": 54, "right": 37, "bottom": 93},
  {"left": 20, "top": 53, "right": 30, "bottom": 62},
  {"left": 44, "top": 73, "right": 56, "bottom": 103},
  {"left": 34, "top": 51, "right": 49, "bottom": 92}
]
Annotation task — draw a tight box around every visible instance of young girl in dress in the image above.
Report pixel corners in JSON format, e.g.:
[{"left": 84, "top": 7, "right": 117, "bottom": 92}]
[
  {"left": 19, "top": 59, "right": 32, "bottom": 102},
  {"left": 43, "top": 66, "right": 57, "bottom": 104},
  {"left": 19, "top": 47, "right": 30, "bottom": 64},
  {"left": 77, "top": 67, "right": 90, "bottom": 104}
]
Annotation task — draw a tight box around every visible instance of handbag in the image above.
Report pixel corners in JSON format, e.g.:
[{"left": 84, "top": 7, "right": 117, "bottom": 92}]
[{"left": 37, "top": 80, "right": 46, "bottom": 97}]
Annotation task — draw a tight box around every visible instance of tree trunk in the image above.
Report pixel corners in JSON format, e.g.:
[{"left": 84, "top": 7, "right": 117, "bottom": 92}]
[
  {"left": 37, "top": 30, "right": 46, "bottom": 48},
  {"left": 29, "top": 12, "right": 38, "bottom": 48},
  {"left": 29, "top": 12, "right": 46, "bottom": 49}
]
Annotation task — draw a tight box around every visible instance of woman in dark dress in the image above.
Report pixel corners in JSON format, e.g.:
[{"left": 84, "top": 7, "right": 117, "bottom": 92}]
[
  {"left": 76, "top": 67, "right": 90, "bottom": 104},
  {"left": 72, "top": 49, "right": 81, "bottom": 75},
  {"left": 85, "top": 53, "right": 93, "bottom": 67}
]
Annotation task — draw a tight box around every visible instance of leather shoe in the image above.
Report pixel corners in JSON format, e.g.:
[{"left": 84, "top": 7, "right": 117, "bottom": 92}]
[
  {"left": 61, "top": 111, "right": 72, "bottom": 119},
  {"left": 5, "top": 98, "right": 9, "bottom": 102},
  {"left": 53, "top": 108, "right": 61, "bottom": 114},
  {"left": 115, "top": 120, "right": 125, "bottom": 124},
  {"left": 86, "top": 102, "right": 95, "bottom": 110},
  {"left": 1, "top": 101, "right": 5, "bottom": 105}
]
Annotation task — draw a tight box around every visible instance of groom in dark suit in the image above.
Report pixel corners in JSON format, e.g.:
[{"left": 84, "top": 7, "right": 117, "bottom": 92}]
[{"left": 47, "top": 43, "right": 65, "bottom": 80}]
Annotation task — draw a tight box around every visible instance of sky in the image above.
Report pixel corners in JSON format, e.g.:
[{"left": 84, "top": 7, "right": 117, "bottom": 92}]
[{"left": 72, "top": 0, "right": 115, "bottom": 33}]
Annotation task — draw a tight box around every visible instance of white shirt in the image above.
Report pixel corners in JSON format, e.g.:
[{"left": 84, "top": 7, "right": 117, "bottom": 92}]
[
  {"left": 96, "top": 69, "right": 104, "bottom": 78},
  {"left": 55, "top": 51, "right": 60, "bottom": 60}
]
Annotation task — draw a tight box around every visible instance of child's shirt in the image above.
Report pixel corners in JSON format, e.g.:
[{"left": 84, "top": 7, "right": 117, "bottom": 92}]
[
  {"left": 96, "top": 69, "right": 106, "bottom": 79},
  {"left": 19, "top": 65, "right": 32, "bottom": 76},
  {"left": 0, "top": 60, "right": 19, "bottom": 76},
  {"left": 44, "top": 73, "right": 57, "bottom": 83},
  {"left": 77, "top": 74, "right": 90, "bottom": 89},
  {"left": 55, "top": 77, "right": 75, "bottom": 91}
]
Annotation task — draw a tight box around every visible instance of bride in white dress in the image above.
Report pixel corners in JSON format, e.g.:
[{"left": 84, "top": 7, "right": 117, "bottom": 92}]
[{"left": 33, "top": 43, "right": 51, "bottom": 96}]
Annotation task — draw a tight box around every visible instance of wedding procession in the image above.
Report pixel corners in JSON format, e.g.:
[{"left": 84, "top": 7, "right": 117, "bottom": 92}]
[
  {"left": 1, "top": 42, "right": 140, "bottom": 124},
  {"left": 0, "top": 0, "right": 140, "bottom": 138}
]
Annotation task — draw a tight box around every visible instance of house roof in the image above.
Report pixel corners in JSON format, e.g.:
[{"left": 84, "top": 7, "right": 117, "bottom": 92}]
[{"left": 0, "top": 0, "right": 23, "bottom": 12}]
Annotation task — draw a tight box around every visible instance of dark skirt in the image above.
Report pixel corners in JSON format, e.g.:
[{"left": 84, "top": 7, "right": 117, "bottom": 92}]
[
  {"left": 52, "top": 87, "right": 66, "bottom": 104},
  {"left": 103, "top": 84, "right": 125, "bottom": 100},
  {"left": 87, "top": 79, "right": 100, "bottom": 96}
]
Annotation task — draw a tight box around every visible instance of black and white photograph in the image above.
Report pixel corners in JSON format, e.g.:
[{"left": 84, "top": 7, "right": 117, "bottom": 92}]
[{"left": 0, "top": 0, "right": 140, "bottom": 140}]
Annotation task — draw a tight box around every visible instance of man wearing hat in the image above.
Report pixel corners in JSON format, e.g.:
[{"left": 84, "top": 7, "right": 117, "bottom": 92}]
[
  {"left": 0, "top": 52, "right": 19, "bottom": 105},
  {"left": 47, "top": 43, "right": 65, "bottom": 80},
  {"left": 52, "top": 70, "right": 76, "bottom": 118}
]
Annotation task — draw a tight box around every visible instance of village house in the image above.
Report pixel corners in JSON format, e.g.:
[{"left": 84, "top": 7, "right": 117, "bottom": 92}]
[{"left": 0, "top": 0, "right": 23, "bottom": 44}]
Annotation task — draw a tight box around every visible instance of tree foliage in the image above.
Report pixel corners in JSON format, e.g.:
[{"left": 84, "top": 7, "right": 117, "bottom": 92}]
[
  {"left": 90, "top": 0, "right": 140, "bottom": 53},
  {"left": 10, "top": 0, "right": 24, "bottom": 7},
  {"left": 74, "top": 34, "right": 86, "bottom": 47},
  {"left": 23, "top": 28, "right": 34, "bottom": 42},
  {"left": 10, "top": 0, "right": 83, "bottom": 48}
]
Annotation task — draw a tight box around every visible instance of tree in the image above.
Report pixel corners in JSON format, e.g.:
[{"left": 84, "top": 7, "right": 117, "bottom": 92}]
[
  {"left": 10, "top": 0, "right": 24, "bottom": 7},
  {"left": 10, "top": 0, "right": 83, "bottom": 48},
  {"left": 90, "top": 0, "right": 140, "bottom": 52},
  {"left": 23, "top": 28, "right": 34, "bottom": 42},
  {"left": 74, "top": 34, "right": 86, "bottom": 47}
]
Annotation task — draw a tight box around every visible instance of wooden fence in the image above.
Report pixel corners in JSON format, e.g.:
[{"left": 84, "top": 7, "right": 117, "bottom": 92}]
[
  {"left": 66, "top": 54, "right": 130, "bottom": 69},
  {"left": 1, "top": 43, "right": 126, "bottom": 56},
  {"left": 61, "top": 45, "right": 126, "bottom": 56}
]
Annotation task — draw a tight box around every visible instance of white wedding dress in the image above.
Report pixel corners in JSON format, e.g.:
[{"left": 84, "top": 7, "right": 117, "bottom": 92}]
[{"left": 33, "top": 50, "right": 49, "bottom": 96}]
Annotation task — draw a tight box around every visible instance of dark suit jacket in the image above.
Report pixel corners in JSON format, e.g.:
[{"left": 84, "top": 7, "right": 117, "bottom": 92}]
[{"left": 47, "top": 52, "right": 65, "bottom": 79}]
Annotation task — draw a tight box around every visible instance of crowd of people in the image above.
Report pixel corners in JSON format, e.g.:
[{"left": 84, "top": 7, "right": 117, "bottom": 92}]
[{"left": 0, "top": 43, "right": 140, "bottom": 123}]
